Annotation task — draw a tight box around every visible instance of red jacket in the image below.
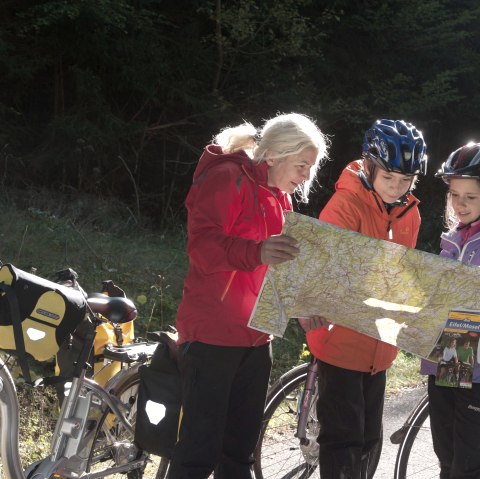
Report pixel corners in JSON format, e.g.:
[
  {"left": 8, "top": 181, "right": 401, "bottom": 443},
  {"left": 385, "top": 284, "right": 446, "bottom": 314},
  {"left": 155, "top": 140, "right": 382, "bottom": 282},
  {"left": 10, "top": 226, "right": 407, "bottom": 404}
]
[
  {"left": 307, "top": 160, "right": 421, "bottom": 373},
  {"left": 176, "top": 145, "right": 292, "bottom": 346}
]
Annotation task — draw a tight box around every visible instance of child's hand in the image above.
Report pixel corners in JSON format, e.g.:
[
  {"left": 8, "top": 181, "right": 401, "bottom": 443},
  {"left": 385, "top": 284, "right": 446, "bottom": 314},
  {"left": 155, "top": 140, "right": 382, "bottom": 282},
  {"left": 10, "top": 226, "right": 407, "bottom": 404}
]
[
  {"left": 261, "top": 235, "right": 299, "bottom": 265},
  {"left": 297, "top": 315, "right": 329, "bottom": 332}
]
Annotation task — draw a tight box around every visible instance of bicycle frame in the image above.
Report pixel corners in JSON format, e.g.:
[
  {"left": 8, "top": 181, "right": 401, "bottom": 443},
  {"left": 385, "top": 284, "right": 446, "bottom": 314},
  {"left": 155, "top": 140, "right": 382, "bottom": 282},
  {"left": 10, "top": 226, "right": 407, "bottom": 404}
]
[
  {"left": 0, "top": 292, "right": 152, "bottom": 479},
  {"left": 254, "top": 356, "right": 382, "bottom": 479},
  {"left": 391, "top": 392, "right": 435, "bottom": 479},
  {"left": 296, "top": 357, "right": 318, "bottom": 444},
  {"left": 32, "top": 377, "right": 141, "bottom": 479}
]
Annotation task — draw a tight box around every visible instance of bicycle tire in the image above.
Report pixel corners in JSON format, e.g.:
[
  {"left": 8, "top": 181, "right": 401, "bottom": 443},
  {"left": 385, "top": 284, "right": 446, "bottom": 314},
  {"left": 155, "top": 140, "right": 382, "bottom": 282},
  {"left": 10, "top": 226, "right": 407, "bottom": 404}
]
[
  {"left": 0, "top": 360, "right": 25, "bottom": 479},
  {"left": 393, "top": 395, "right": 439, "bottom": 478},
  {"left": 87, "top": 370, "right": 169, "bottom": 479},
  {"left": 0, "top": 357, "right": 58, "bottom": 479},
  {"left": 253, "top": 362, "right": 382, "bottom": 479}
]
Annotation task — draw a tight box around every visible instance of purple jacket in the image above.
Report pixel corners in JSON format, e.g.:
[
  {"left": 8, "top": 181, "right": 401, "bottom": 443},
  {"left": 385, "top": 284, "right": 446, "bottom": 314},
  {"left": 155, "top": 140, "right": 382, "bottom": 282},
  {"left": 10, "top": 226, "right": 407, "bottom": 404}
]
[{"left": 421, "top": 225, "right": 480, "bottom": 379}]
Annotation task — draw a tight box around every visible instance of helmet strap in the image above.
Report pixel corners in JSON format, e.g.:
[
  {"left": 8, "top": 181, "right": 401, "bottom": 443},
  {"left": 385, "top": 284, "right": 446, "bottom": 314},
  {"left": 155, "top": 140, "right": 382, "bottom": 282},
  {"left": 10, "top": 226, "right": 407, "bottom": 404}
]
[{"left": 358, "top": 168, "right": 373, "bottom": 191}]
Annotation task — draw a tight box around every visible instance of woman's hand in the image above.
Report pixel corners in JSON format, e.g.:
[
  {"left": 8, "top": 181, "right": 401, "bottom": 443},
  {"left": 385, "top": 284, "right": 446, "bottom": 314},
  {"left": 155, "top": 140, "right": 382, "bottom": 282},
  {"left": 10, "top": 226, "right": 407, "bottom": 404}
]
[
  {"left": 261, "top": 235, "right": 299, "bottom": 265},
  {"left": 297, "top": 315, "right": 329, "bottom": 332}
]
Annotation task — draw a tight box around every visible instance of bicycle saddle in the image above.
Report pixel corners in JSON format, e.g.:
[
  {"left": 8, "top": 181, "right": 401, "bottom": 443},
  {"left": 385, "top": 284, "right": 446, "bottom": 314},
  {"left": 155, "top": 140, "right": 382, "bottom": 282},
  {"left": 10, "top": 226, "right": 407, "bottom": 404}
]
[{"left": 87, "top": 296, "right": 137, "bottom": 323}]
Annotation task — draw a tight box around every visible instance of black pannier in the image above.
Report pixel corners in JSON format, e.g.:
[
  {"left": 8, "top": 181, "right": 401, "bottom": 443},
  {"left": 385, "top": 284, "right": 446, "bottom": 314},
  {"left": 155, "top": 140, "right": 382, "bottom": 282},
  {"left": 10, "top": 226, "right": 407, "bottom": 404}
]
[{"left": 134, "top": 332, "right": 181, "bottom": 458}]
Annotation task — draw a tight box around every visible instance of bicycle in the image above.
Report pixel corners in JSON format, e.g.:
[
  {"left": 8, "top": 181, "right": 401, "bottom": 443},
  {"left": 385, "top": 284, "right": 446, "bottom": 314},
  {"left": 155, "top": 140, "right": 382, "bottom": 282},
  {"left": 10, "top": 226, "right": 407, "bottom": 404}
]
[
  {"left": 390, "top": 392, "right": 439, "bottom": 478},
  {"left": 458, "top": 361, "right": 473, "bottom": 386},
  {"left": 253, "top": 357, "right": 382, "bottom": 479},
  {"left": 392, "top": 361, "right": 477, "bottom": 478},
  {"left": 0, "top": 266, "right": 166, "bottom": 479}
]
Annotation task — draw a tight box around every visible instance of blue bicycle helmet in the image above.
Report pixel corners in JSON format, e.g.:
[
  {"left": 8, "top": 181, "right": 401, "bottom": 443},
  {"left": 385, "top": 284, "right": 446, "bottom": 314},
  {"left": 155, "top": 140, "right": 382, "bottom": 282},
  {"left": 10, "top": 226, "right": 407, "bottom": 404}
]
[
  {"left": 436, "top": 143, "right": 480, "bottom": 180},
  {"left": 362, "top": 119, "right": 427, "bottom": 176}
]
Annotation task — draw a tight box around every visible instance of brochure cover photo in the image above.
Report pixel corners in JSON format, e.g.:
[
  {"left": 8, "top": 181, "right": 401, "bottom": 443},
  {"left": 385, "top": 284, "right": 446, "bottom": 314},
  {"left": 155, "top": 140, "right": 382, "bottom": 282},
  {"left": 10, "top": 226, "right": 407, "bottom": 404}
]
[{"left": 428, "top": 309, "right": 480, "bottom": 389}]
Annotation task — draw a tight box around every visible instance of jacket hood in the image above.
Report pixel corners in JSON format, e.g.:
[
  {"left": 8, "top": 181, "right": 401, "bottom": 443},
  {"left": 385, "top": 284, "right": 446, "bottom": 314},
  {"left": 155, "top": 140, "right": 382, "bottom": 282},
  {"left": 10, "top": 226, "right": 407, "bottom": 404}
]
[{"left": 193, "top": 145, "right": 268, "bottom": 185}]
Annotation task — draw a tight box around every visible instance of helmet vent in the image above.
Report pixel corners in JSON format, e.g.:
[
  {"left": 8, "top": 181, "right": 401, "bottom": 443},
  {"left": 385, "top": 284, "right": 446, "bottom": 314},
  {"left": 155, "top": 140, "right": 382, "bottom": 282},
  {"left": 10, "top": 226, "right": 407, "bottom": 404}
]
[{"left": 362, "top": 119, "right": 427, "bottom": 175}]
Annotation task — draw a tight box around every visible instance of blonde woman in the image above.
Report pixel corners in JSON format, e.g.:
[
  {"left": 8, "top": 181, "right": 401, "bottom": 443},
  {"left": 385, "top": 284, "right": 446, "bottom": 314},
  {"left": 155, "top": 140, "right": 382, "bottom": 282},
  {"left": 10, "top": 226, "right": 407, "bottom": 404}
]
[{"left": 169, "top": 113, "right": 329, "bottom": 479}]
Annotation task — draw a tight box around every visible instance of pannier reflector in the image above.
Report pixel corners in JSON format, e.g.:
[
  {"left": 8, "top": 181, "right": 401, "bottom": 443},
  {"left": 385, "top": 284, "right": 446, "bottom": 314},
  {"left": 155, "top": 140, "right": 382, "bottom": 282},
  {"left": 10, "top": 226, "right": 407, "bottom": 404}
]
[
  {"left": 145, "top": 400, "right": 166, "bottom": 425},
  {"left": 26, "top": 328, "right": 46, "bottom": 341}
]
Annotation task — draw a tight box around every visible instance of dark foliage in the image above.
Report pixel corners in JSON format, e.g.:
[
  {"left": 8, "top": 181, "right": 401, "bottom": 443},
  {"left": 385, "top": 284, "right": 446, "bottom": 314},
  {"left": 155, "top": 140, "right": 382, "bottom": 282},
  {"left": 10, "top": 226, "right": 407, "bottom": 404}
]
[{"left": 1, "top": 0, "right": 479, "bottom": 247}]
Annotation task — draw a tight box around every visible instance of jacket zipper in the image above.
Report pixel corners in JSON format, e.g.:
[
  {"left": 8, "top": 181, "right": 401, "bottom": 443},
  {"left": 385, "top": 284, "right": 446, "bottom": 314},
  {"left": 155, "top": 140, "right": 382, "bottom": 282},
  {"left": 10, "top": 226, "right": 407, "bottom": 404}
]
[
  {"left": 378, "top": 197, "right": 418, "bottom": 241},
  {"left": 221, "top": 271, "right": 237, "bottom": 301},
  {"left": 468, "top": 250, "right": 477, "bottom": 263},
  {"left": 219, "top": 169, "right": 287, "bottom": 302},
  {"left": 387, "top": 221, "right": 393, "bottom": 240}
]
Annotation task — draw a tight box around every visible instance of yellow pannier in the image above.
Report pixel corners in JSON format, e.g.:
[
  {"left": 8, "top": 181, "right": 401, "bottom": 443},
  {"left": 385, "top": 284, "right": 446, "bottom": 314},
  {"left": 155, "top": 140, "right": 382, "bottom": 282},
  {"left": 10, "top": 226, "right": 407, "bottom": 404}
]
[{"left": 0, "top": 263, "right": 87, "bottom": 381}]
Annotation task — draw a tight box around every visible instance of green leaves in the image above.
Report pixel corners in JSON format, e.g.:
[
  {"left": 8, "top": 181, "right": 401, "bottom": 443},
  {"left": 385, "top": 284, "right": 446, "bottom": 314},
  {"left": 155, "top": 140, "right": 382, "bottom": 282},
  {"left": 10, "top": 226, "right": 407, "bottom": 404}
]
[{"left": 0, "top": 0, "right": 480, "bottom": 224}]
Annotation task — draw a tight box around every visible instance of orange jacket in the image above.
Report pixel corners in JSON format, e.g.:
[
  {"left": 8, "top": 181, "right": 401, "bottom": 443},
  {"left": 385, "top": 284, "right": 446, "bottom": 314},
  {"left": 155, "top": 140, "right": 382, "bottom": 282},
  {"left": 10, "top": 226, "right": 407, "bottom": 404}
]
[{"left": 306, "top": 160, "right": 420, "bottom": 373}]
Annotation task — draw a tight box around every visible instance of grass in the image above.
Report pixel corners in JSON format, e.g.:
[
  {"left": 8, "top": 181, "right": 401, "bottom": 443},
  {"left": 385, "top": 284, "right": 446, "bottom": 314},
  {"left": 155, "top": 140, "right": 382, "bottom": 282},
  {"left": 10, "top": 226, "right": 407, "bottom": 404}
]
[
  {"left": 0, "top": 186, "right": 424, "bottom": 471},
  {"left": 0, "top": 186, "right": 425, "bottom": 387},
  {"left": 386, "top": 350, "right": 425, "bottom": 395},
  {"left": 0, "top": 187, "right": 187, "bottom": 334}
]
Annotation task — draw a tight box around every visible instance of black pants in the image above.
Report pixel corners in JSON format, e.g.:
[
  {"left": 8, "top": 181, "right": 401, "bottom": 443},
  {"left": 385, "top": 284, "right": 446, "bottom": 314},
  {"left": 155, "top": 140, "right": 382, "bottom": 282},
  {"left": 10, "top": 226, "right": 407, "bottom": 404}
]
[
  {"left": 428, "top": 375, "right": 480, "bottom": 478},
  {"left": 316, "top": 361, "right": 385, "bottom": 479},
  {"left": 167, "top": 342, "right": 272, "bottom": 479}
]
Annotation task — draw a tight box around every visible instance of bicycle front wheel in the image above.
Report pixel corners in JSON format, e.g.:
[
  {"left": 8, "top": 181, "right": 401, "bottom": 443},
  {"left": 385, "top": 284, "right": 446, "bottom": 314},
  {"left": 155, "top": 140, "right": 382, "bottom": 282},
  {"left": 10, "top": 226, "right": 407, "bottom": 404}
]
[
  {"left": 253, "top": 362, "right": 382, "bottom": 479},
  {"left": 394, "top": 394, "right": 440, "bottom": 478},
  {"left": 253, "top": 363, "right": 317, "bottom": 479}
]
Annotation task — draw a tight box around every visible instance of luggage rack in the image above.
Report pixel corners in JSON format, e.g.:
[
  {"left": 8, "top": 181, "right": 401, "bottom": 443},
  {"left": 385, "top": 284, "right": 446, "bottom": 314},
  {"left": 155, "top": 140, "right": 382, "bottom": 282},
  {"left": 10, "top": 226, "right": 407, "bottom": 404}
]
[{"left": 103, "top": 340, "right": 158, "bottom": 364}]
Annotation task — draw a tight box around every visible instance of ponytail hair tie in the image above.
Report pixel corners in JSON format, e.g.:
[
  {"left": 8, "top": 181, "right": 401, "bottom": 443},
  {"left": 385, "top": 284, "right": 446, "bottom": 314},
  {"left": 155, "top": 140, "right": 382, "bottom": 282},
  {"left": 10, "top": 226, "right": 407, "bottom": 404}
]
[{"left": 253, "top": 131, "right": 262, "bottom": 145}]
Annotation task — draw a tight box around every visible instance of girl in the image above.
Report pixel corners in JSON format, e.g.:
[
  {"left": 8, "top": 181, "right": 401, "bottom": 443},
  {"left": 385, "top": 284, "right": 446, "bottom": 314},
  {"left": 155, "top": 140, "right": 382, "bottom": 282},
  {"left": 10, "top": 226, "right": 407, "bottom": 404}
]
[
  {"left": 305, "top": 119, "right": 427, "bottom": 478},
  {"left": 168, "top": 113, "right": 329, "bottom": 479},
  {"left": 421, "top": 142, "right": 480, "bottom": 478}
]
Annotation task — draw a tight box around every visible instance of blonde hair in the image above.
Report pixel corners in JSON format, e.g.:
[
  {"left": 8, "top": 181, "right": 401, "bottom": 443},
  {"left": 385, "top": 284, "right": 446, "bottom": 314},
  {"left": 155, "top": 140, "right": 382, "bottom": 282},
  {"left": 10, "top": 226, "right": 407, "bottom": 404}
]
[
  {"left": 214, "top": 113, "right": 329, "bottom": 203},
  {"left": 215, "top": 122, "right": 257, "bottom": 156},
  {"left": 444, "top": 191, "right": 458, "bottom": 231}
]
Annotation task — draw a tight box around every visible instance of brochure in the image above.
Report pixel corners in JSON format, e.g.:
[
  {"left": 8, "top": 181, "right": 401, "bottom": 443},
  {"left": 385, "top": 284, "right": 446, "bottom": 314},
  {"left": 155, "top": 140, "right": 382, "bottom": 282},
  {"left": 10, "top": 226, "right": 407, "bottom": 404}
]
[{"left": 427, "top": 309, "right": 480, "bottom": 389}]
